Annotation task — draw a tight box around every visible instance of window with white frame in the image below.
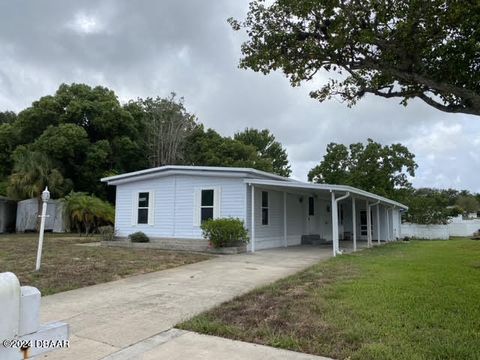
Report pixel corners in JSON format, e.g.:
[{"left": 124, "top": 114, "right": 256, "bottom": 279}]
[
  {"left": 137, "top": 192, "right": 150, "bottom": 224},
  {"left": 201, "top": 189, "right": 215, "bottom": 223},
  {"left": 261, "top": 191, "right": 269, "bottom": 225}
]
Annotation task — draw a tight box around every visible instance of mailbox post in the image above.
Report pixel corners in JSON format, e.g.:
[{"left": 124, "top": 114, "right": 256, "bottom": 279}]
[{"left": 35, "top": 187, "right": 50, "bottom": 271}]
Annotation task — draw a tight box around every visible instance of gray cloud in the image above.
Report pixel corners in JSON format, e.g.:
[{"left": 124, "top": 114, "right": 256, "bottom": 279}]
[{"left": 0, "top": 0, "right": 478, "bottom": 192}]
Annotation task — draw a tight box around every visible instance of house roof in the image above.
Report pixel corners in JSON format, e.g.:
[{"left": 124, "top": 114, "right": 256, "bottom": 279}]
[
  {"left": 101, "top": 165, "right": 300, "bottom": 185},
  {"left": 244, "top": 178, "right": 408, "bottom": 210},
  {"left": 101, "top": 165, "right": 407, "bottom": 210}
]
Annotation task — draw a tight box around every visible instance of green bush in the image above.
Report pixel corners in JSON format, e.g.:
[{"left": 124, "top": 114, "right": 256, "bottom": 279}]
[
  {"left": 129, "top": 231, "right": 150, "bottom": 243},
  {"left": 98, "top": 225, "right": 116, "bottom": 241},
  {"left": 63, "top": 191, "right": 115, "bottom": 235},
  {"left": 201, "top": 218, "right": 249, "bottom": 248}
]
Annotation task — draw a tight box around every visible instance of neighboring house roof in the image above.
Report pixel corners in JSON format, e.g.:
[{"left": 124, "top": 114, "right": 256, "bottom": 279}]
[
  {"left": 101, "top": 165, "right": 407, "bottom": 210},
  {"left": 101, "top": 165, "right": 300, "bottom": 185},
  {"left": 244, "top": 178, "right": 408, "bottom": 210}
]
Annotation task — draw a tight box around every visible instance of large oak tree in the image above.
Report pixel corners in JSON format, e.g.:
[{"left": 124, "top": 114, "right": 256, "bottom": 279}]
[
  {"left": 308, "top": 139, "right": 417, "bottom": 198},
  {"left": 230, "top": 0, "right": 480, "bottom": 115}
]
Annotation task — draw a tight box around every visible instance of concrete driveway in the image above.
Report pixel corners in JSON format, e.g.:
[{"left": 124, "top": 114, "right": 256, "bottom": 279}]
[{"left": 37, "top": 246, "right": 336, "bottom": 359}]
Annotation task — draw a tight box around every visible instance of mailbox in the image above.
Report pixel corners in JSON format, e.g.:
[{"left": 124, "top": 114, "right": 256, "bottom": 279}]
[{"left": 0, "top": 272, "right": 69, "bottom": 360}]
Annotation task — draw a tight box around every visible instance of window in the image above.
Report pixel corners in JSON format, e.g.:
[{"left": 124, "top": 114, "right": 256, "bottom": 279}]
[
  {"left": 261, "top": 191, "right": 269, "bottom": 225},
  {"left": 340, "top": 204, "right": 344, "bottom": 225},
  {"left": 201, "top": 189, "right": 214, "bottom": 223},
  {"left": 308, "top": 197, "right": 315, "bottom": 216},
  {"left": 137, "top": 192, "right": 149, "bottom": 224}
]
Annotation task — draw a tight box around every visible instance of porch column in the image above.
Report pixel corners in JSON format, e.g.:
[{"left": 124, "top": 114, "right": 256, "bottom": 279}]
[
  {"left": 352, "top": 197, "right": 357, "bottom": 251},
  {"left": 331, "top": 191, "right": 338, "bottom": 256},
  {"left": 376, "top": 204, "right": 381, "bottom": 244},
  {"left": 283, "top": 191, "right": 287, "bottom": 247},
  {"left": 385, "top": 207, "right": 390, "bottom": 242},
  {"left": 366, "top": 200, "right": 371, "bottom": 247},
  {"left": 251, "top": 185, "right": 255, "bottom": 253}
]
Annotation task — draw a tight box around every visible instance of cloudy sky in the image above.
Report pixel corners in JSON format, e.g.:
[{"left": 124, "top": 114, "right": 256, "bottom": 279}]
[{"left": 0, "top": 1, "right": 478, "bottom": 192}]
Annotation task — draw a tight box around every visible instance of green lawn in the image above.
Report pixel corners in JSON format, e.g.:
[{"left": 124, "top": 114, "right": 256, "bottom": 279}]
[
  {"left": 179, "top": 239, "right": 480, "bottom": 360},
  {"left": 0, "top": 233, "right": 211, "bottom": 295}
]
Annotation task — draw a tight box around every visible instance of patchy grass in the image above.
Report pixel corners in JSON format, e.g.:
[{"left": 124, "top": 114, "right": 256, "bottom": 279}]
[
  {"left": 0, "top": 233, "right": 211, "bottom": 295},
  {"left": 179, "top": 239, "right": 480, "bottom": 360}
]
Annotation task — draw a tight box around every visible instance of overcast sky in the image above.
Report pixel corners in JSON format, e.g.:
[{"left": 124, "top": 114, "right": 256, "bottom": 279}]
[{"left": 0, "top": 1, "right": 478, "bottom": 192}]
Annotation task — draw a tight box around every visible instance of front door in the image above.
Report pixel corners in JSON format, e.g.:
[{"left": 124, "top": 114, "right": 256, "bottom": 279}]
[{"left": 307, "top": 196, "right": 318, "bottom": 234}]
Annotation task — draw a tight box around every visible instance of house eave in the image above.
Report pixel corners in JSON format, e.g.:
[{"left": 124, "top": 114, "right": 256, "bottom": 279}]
[
  {"left": 244, "top": 179, "right": 408, "bottom": 210},
  {"left": 101, "top": 165, "right": 299, "bottom": 186}
]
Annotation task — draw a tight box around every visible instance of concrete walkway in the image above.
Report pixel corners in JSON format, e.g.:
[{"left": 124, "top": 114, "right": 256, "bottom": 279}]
[{"left": 37, "top": 246, "right": 337, "bottom": 359}]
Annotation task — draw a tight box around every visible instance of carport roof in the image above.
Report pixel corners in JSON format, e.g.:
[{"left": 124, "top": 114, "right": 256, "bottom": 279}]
[{"left": 244, "top": 178, "right": 408, "bottom": 210}]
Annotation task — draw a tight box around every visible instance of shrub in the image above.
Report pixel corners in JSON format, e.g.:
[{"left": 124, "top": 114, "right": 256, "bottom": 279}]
[
  {"left": 201, "top": 218, "right": 249, "bottom": 248},
  {"left": 129, "top": 231, "right": 150, "bottom": 243},
  {"left": 98, "top": 225, "right": 116, "bottom": 241},
  {"left": 63, "top": 191, "right": 115, "bottom": 235}
]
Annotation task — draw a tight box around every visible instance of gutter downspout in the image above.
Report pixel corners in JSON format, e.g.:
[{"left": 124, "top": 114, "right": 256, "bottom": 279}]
[
  {"left": 331, "top": 191, "right": 350, "bottom": 256},
  {"left": 250, "top": 184, "right": 255, "bottom": 253}
]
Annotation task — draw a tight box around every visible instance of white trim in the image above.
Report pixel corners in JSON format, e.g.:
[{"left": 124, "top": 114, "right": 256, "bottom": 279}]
[
  {"left": 366, "top": 200, "right": 372, "bottom": 247},
  {"left": 148, "top": 191, "right": 155, "bottom": 226},
  {"left": 283, "top": 191, "right": 287, "bottom": 247},
  {"left": 251, "top": 185, "right": 255, "bottom": 252},
  {"left": 352, "top": 196, "right": 357, "bottom": 251},
  {"left": 261, "top": 190, "right": 270, "bottom": 226},
  {"left": 376, "top": 204, "right": 381, "bottom": 244},
  {"left": 193, "top": 188, "right": 201, "bottom": 227},
  {"left": 102, "top": 165, "right": 299, "bottom": 185},
  {"left": 331, "top": 191, "right": 350, "bottom": 256},
  {"left": 385, "top": 207, "right": 390, "bottom": 242},
  {"left": 367, "top": 200, "right": 380, "bottom": 245},
  {"left": 133, "top": 190, "right": 154, "bottom": 226},
  {"left": 244, "top": 178, "right": 407, "bottom": 210},
  {"left": 194, "top": 187, "right": 221, "bottom": 226}
]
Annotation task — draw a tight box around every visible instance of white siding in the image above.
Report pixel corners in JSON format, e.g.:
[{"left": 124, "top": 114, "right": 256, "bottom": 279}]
[
  {"left": 246, "top": 186, "right": 304, "bottom": 250},
  {"left": 316, "top": 198, "right": 332, "bottom": 241},
  {"left": 393, "top": 208, "right": 401, "bottom": 239},
  {"left": 115, "top": 177, "right": 175, "bottom": 238},
  {"left": 173, "top": 175, "right": 245, "bottom": 238},
  {"left": 286, "top": 193, "right": 304, "bottom": 246},
  {"left": 114, "top": 175, "right": 246, "bottom": 239}
]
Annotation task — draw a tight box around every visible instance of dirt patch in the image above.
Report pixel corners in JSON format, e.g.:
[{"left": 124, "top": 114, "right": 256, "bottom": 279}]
[{"left": 0, "top": 233, "right": 211, "bottom": 295}]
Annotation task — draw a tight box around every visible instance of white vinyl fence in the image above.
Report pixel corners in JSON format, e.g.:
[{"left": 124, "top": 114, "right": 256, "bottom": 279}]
[
  {"left": 401, "top": 224, "right": 449, "bottom": 240},
  {"left": 401, "top": 218, "right": 480, "bottom": 240}
]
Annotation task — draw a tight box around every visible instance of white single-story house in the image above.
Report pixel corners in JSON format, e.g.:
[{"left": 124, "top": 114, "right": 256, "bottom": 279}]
[{"left": 101, "top": 166, "right": 408, "bottom": 255}]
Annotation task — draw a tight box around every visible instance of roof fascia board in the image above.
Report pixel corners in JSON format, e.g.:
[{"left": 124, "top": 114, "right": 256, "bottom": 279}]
[
  {"left": 105, "top": 170, "right": 255, "bottom": 186},
  {"left": 101, "top": 165, "right": 296, "bottom": 184},
  {"left": 244, "top": 179, "right": 408, "bottom": 210}
]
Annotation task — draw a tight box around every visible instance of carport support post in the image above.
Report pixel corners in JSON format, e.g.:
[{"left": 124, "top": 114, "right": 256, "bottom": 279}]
[
  {"left": 377, "top": 204, "right": 381, "bottom": 244},
  {"left": 352, "top": 197, "right": 357, "bottom": 251},
  {"left": 366, "top": 200, "right": 371, "bottom": 247},
  {"left": 283, "top": 192, "right": 287, "bottom": 247},
  {"left": 386, "top": 208, "right": 390, "bottom": 242},
  {"left": 251, "top": 185, "right": 255, "bottom": 253},
  {"left": 331, "top": 191, "right": 338, "bottom": 256}
]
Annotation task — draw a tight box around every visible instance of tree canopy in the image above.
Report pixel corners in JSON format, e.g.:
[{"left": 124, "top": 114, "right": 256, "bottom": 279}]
[
  {"left": 183, "top": 125, "right": 274, "bottom": 171},
  {"left": 230, "top": 0, "right": 480, "bottom": 115},
  {"left": 308, "top": 139, "right": 417, "bottom": 198},
  {"left": 0, "top": 83, "right": 292, "bottom": 200},
  {"left": 126, "top": 94, "right": 197, "bottom": 167},
  {"left": 234, "top": 128, "right": 291, "bottom": 177}
]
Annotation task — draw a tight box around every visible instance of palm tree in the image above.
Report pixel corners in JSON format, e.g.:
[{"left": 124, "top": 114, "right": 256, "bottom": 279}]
[
  {"left": 7, "top": 149, "right": 69, "bottom": 230},
  {"left": 63, "top": 192, "right": 114, "bottom": 235}
]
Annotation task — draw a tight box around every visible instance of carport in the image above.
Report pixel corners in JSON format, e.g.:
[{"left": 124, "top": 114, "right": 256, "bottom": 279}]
[{"left": 245, "top": 179, "right": 408, "bottom": 255}]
